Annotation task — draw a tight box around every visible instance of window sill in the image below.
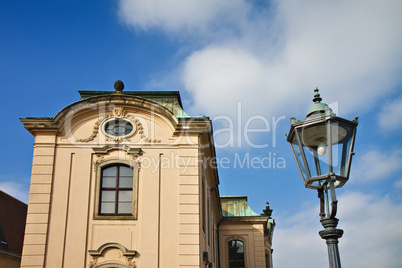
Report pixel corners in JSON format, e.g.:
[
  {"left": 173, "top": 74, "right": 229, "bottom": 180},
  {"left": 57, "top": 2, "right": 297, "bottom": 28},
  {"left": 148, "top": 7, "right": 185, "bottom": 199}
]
[{"left": 94, "top": 214, "right": 137, "bottom": 220}]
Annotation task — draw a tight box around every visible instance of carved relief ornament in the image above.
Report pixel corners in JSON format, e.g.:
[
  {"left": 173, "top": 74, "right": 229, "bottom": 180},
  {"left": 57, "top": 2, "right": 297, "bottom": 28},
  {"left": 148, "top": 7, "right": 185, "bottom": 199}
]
[
  {"left": 75, "top": 107, "right": 161, "bottom": 143},
  {"left": 92, "top": 145, "right": 142, "bottom": 172}
]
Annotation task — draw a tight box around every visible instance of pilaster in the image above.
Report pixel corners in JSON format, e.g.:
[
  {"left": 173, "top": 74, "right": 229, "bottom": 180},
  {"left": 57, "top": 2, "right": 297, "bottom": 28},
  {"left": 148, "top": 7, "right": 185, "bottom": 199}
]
[{"left": 21, "top": 134, "right": 57, "bottom": 268}]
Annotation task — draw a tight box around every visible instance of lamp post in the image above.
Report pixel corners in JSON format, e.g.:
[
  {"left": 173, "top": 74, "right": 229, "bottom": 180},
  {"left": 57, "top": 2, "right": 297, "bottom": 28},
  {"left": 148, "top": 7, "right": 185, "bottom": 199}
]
[{"left": 286, "top": 88, "right": 358, "bottom": 268}]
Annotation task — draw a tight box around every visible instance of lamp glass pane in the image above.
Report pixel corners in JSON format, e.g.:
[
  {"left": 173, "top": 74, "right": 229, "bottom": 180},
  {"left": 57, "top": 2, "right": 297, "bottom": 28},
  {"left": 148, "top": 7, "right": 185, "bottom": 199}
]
[
  {"left": 330, "top": 122, "right": 354, "bottom": 177},
  {"left": 298, "top": 122, "right": 327, "bottom": 147},
  {"left": 297, "top": 124, "right": 329, "bottom": 177},
  {"left": 310, "top": 181, "right": 322, "bottom": 188},
  {"left": 291, "top": 135, "right": 308, "bottom": 182},
  {"left": 301, "top": 145, "right": 318, "bottom": 177},
  {"left": 318, "top": 150, "right": 329, "bottom": 175}
]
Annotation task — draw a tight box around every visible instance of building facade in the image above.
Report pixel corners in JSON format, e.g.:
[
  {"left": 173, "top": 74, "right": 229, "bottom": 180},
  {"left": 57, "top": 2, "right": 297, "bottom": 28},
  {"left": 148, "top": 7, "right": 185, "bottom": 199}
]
[
  {"left": 20, "top": 81, "right": 274, "bottom": 267},
  {"left": 0, "top": 191, "right": 27, "bottom": 268}
]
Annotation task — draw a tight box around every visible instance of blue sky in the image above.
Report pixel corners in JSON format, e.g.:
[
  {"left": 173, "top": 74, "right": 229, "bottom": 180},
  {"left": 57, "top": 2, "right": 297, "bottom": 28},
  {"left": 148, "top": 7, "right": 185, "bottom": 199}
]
[{"left": 1, "top": 1, "right": 402, "bottom": 267}]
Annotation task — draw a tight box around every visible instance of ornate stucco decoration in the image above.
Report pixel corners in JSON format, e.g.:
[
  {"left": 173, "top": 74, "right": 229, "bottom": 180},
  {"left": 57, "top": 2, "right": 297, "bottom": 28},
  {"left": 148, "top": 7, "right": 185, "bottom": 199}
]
[
  {"left": 126, "top": 115, "right": 161, "bottom": 144},
  {"left": 92, "top": 145, "right": 142, "bottom": 172},
  {"left": 75, "top": 107, "right": 161, "bottom": 143},
  {"left": 88, "top": 242, "right": 136, "bottom": 268},
  {"left": 112, "top": 107, "right": 126, "bottom": 118},
  {"left": 75, "top": 119, "right": 102, "bottom": 143},
  {"left": 93, "top": 154, "right": 105, "bottom": 171}
]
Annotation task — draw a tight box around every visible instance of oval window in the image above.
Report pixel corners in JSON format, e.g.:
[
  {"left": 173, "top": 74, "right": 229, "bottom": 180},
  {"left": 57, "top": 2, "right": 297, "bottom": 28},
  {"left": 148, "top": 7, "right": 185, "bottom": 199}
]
[{"left": 104, "top": 119, "right": 135, "bottom": 137}]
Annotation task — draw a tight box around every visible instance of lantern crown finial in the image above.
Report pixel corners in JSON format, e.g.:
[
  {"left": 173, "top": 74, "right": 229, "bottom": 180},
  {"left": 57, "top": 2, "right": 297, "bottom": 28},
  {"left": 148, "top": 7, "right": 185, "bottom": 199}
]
[
  {"left": 313, "top": 87, "right": 322, "bottom": 103},
  {"left": 307, "top": 87, "right": 331, "bottom": 116}
]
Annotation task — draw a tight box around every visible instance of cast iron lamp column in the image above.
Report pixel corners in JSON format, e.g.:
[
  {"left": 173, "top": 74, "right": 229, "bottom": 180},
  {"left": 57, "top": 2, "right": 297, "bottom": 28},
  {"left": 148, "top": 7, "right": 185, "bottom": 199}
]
[{"left": 286, "top": 88, "right": 358, "bottom": 268}]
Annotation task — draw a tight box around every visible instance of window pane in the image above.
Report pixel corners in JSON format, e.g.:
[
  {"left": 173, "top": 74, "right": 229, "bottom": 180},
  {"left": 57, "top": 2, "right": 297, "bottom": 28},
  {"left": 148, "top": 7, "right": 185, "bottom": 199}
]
[
  {"left": 101, "top": 191, "right": 115, "bottom": 202},
  {"left": 118, "top": 202, "right": 132, "bottom": 214},
  {"left": 236, "top": 241, "right": 244, "bottom": 253},
  {"left": 119, "top": 191, "right": 132, "bottom": 202},
  {"left": 101, "top": 202, "right": 115, "bottom": 214},
  {"left": 102, "top": 176, "right": 116, "bottom": 187},
  {"left": 115, "top": 126, "right": 126, "bottom": 135},
  {"left": 228, "top": 240, "right": 245, "bottom": 268},
  {"left": 103, "top": 166, "right": 116, "bottom": 177},
  {"left": 119, "top": 166, "right": 133, "bottom": 176},
  {"left": 105, "top": 121, "right": 116, "bottom": 134},
  {"left": 125, "top": 123, "right": 133, "bottom": 135},
  {"left": 105, "top": 120, "right": 134, "bottom": 136},
  {"left": 119, "top": 176, "right": 133, "bottom": 187}
]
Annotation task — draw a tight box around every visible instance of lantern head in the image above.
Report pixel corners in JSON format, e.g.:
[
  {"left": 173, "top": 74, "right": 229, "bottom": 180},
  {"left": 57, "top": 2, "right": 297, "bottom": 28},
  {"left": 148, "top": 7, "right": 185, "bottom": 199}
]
[{"left": 287, "top": 88, "right": 358, "bottom": 189}]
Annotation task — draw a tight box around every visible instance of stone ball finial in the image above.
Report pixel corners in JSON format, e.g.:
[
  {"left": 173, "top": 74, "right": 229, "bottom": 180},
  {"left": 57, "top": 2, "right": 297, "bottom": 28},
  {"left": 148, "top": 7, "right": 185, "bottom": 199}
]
[{"left": 114, "top": 80, "right": 124, "bottom": 92}]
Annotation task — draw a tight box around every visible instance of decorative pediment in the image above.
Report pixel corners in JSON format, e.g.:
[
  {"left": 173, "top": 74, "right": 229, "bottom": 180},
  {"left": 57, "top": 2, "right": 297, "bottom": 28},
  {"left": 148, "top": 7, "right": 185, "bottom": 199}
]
[
  {"left": 88, "top": 242, "right": 136, "bottom": 268},
  {"left": 75, "top": 107, "right": 161, "bottom": 143},
  {"left": 93, "top": 145, "right": 142, "bottom": 155},
  {"left": 92, "top": 145, "right": 142, "bottom": 172}
]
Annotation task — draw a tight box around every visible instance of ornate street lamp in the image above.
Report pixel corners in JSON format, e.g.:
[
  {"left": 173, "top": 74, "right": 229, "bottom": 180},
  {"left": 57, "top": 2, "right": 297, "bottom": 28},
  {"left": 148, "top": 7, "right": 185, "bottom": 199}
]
[{"left": 286, "top": 88, "right": 358, "bottom": 268}]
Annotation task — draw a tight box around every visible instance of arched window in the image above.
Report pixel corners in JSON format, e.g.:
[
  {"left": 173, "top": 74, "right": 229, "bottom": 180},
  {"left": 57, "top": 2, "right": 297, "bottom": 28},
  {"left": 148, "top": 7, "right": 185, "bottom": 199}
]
[
  {"left": 99, "top": 164, "right": 133, "bottom": 215},
  {"left": 228, "top": 240, "right": 245, "bottom": 268},
  {"left": 94, "top": 159, "right": 139, "bottom": 220}
]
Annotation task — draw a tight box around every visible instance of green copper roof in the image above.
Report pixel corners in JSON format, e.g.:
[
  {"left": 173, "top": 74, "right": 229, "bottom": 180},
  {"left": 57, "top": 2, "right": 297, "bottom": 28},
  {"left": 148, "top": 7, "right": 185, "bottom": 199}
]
[
  {"left": 220, "top": 196, "right": 261, "bottom": 217},
  {"left": 77, "top": 89, "right": 191, "bottom": 118},
  {"left": 176, "top": 109, "right": 192, "bottom": 118}
]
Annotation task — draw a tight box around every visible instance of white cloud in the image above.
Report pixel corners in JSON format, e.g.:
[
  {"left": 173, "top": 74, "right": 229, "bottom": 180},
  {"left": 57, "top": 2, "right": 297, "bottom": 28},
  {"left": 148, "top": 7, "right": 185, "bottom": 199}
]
[
  {"left": 116, "top": 0, "right": 402, "bottom": 155},
  {"left": 0, "top": 181, "right": 29, "bottom": 203},
  {"left": 181, "top": 0, "right": 402, "bottom": 120},
  {"left": 350, "top": 149, "right": 402, "bottom": 182},
  {"left": 118, "top": 0, "right": 402, "bottom": 121},
  {"left": 117, "top": 0, "right": 250, "bottom": 33},
  {"left": 338, "top": 192, "right": 402, "bottom": 268},
  {"left": 377, "top": 96, "right": 402, "bottom": 131},
  {"left": 394, "top": 178, "right": 402, "bottom": 189},
  {"left": 274, "top": 191, "right": 402, "bottom": 268},
  {"left": 183, "top": 46, "right": 277, "bottom": 116}
]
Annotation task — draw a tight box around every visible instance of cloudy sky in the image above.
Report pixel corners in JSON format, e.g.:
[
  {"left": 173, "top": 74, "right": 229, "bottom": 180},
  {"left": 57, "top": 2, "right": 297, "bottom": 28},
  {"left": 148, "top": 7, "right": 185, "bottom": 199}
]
[{"left": 1, "top": 0, "right": 402, "bottom": 267}]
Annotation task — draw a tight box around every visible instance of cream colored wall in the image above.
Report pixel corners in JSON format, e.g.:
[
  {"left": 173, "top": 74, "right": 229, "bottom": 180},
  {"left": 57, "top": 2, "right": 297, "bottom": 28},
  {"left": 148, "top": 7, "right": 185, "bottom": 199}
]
[
  {"left": 219, "top": 221, "right": 267, "bottom": 268},
  {"left": 198, "top": 134, "right": 221, "bottom": 268},
  {"left": 21, "top": 102, "right": 210, "bottom": 268},
  {"left": 21, "top": 133, "right": 56, "bottom": 267}
]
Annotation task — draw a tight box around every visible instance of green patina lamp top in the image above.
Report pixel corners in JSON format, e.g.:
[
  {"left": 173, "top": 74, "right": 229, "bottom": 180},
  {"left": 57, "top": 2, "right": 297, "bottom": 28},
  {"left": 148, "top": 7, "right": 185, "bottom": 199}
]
[{"left": 306, "top": 88, "right": 331, "bottom": 116}]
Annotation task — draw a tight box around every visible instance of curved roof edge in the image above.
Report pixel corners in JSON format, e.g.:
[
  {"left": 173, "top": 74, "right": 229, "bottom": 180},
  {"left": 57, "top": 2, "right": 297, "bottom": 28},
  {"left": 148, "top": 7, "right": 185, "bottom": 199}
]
[
  {"left": 220, "top": 196, "right": 261, "bottom": 217},
  {"left": 23, "top": 89, "right": 190, "bottom": 121}
]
